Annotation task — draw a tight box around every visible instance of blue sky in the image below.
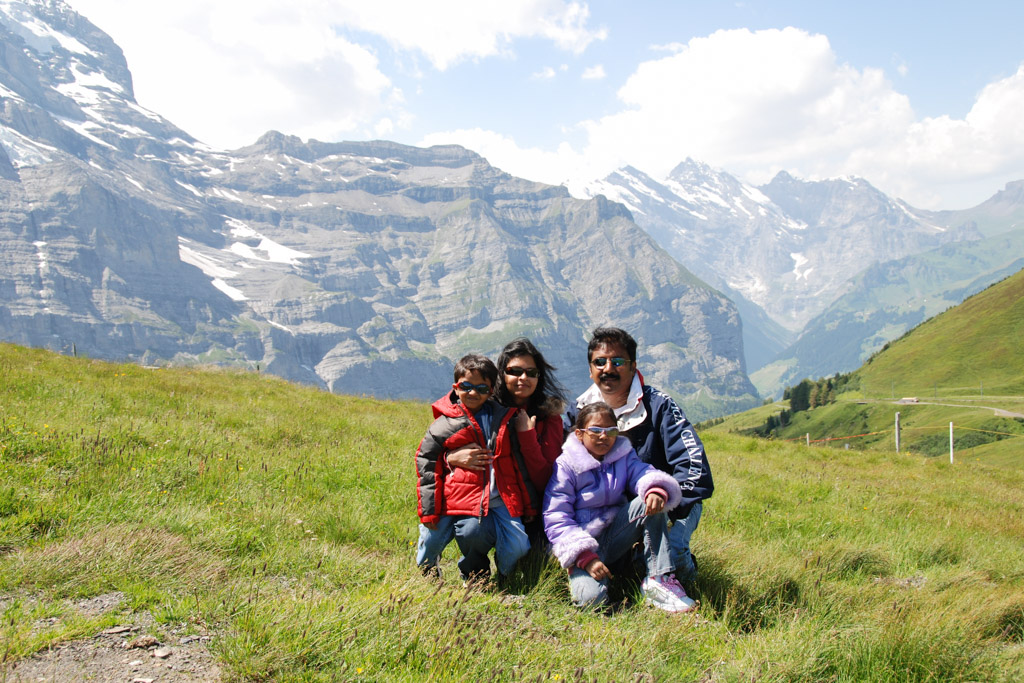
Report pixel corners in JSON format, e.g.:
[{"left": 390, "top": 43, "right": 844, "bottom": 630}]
[{"left": 68, "top": 0, "right": 1024, "bottom": 209}]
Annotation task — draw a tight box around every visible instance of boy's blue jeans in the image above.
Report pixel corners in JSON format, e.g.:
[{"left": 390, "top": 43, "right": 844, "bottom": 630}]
[
  {"left": 568, "top": 496, "right": 674, "bottom": 608},
  {"left": 416, "top": 516, "right": 456, "bottom": 569},
  {"left": 416, "top": 505, "right": 530, "bottom": 577}
]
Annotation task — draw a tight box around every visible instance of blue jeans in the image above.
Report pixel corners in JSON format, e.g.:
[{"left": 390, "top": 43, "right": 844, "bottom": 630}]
[
  {"left": 568, "top": 496, "right": 674, "bottom": 608},
  {"left": 667, "top": 502, "right": 702, "bottom": 582},
  {"left": 415, "top": 516, "right": 456, "bottom": 569},
  {"left": 454, "top": 504, "right": 530, "bottom": 578}
]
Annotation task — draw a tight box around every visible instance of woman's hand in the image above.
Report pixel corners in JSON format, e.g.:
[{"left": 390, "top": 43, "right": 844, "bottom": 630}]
[
  {"left": 446, "top": 444, "right": 492, "bottom": 471},
  {"left": 585, "top": 558, "right": 611, "bottom": 581},
  {"left": 514, "top": 409, "right": 536, "bottom": 433},
  {"left": 644, "top": 492, "right": 665, "bottom": 516}
]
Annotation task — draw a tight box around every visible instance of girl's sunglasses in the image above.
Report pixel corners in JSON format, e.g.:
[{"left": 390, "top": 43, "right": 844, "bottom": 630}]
[
  {"left": 504, "top": 367, "right": 539, "bottom": 378},
  {"left": 456, "top": 381, "right": 491, "bottom": 394},
  {"left": 581, "top": 426, "right": 619, "bottom": 439}
]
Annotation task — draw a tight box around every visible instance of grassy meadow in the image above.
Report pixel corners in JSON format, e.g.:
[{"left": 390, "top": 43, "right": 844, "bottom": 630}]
[{"left": 2, "top": 342, "right": 1023, "bottom": 681}]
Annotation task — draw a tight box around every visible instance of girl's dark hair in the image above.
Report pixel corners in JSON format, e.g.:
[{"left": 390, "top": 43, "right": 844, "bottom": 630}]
[
  {"left": 495, "top": 338, "right": 567, "bottom": 417},
  {"left": 575, "top": 401, "right": 616, "bottom": 429}
]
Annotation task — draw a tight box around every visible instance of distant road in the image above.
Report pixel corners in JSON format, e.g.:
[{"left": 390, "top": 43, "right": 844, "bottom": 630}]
[{"left": 849, "top": 398, "right": 1024, "bottom": 419}]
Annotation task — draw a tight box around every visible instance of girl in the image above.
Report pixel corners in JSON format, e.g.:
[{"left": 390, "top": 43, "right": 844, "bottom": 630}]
[{"left": 543, "top": 402, "right": 695, "bottom": 612}]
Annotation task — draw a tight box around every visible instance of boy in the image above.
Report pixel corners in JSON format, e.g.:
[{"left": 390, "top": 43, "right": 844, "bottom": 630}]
[{"left": 414, "top": 354, "right": 537, "bottom": 582}]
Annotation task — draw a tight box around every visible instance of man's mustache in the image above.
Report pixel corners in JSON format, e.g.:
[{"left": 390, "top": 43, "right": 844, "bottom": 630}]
[{"left": 599, "top": 372, "right": 619, "bottom": 381}]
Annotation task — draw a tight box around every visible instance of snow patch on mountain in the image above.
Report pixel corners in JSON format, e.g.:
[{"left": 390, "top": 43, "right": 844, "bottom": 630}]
[
  {"left": 178, "top": 238, "right": 239, "bottom": 280},
  {"left": 225, "top": 218, "right": 310, "bottom": 266},
  {"left": 0, "top": 125, "right": 55, "bottom": 166},
  {"left": 0, "top": 0, "right": 95, "bottom": 56},
  {"left": 211, "top": 278, "right": 247, "bottom": 302},
  {"left": 791, "top": 253, "right": 812, "bottom": 280}
]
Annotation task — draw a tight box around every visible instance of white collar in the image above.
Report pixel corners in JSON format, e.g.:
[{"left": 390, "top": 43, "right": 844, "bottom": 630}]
[{"left": 575, "top": 373, "right": 647, "bottom": 432}]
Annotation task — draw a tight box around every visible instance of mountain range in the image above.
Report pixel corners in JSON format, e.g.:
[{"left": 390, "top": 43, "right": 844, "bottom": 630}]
[
  {"left": 586, "top": 163, "right": 1024, "bottom": 396},
  {"left": 0, "top": 0, "right": 756, "bottom": 420},
  {"left": 3, "top": 0, "right": 1021, "bottom": 415}
]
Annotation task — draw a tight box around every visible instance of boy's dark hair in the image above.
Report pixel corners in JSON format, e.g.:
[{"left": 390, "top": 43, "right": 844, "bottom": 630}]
[
  {"left": 495, "top": 337, "right": 567, "bottom": 416},
  {"left": 575, "top": 401, "right": 616, "bottom": 429},
  {"left": 453, "top": 354, "right": 498, "bottom": 387},
  {"left": 587, "top": 327, "right": 638, "bottom": 362}
]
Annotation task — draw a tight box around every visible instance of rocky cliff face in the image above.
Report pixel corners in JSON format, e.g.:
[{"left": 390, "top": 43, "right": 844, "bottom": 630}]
[{"left": 0, "top": 0, "right": 757, "bottom": 419}]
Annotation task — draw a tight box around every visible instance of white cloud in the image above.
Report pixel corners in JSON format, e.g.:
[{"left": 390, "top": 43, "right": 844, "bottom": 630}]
[
  {"left": 581, "top": 64, "right": 606, "bottom": 80},
  {"left": 66, "top": 0, "right": 605, "bottom": 149},
  {"left": 532, "top": 66, "right": 558, "bottom": 80},
  {"left": 333, "top": 0, "right": 607, "bottom": 70},
  {"left": 436, "top": 28, "right": 1024, "bottom": 208}
]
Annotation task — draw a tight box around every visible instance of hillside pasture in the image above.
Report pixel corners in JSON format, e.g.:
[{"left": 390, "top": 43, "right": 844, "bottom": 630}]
[{"left": 1, "top": 343, "right": 1023, "bottom": 681}]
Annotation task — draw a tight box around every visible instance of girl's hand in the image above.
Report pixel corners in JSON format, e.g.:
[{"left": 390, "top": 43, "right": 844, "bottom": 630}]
[
  {"left": 585, "top": 558, "right": 611, "bottom": 581},
  {"left": 514, "top": 409, "right": 536, "bottom": 433},
  {"left": 446, "top": 444, "right": 492, "bottom": 471},
  {"left": 644, "top": 492, "right": 665, "bottom": 516}
]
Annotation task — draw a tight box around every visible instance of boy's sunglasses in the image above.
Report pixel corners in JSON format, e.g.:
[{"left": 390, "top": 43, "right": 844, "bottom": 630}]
[
  {"left": 581, "top": 426, "right": 619, "bottom": 438},
  {"left": 504, "top": 367, "right": 539, "bottom": 378},
  {"left": 456, "top": 381, "right": 491, "bottom": 395},
  {"left": 590, "top": 357, "right": 630, "bottom": 368}
]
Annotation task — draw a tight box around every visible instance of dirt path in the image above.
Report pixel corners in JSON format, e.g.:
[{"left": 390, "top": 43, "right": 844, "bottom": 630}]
[
  {"left": 2, "top": 593, "right": 221, "bottom": 683},
  {"left": 910, "top": 400, "right": 1024, "bottom": 418},
  {"left": 862, "top": 398, "right": 1024, "bottom": 419}
]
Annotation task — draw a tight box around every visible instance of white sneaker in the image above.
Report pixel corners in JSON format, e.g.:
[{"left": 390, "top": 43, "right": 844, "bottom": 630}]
[{"left": 642, "top": 573, "right": 696, "bottom": 613}]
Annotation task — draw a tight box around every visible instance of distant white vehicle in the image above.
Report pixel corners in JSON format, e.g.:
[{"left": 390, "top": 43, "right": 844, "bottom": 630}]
[{"left": 898, "top": 397, "right": 919, "bottom": 404}]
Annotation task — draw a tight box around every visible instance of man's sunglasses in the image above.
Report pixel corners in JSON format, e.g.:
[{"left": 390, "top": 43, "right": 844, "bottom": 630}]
[
  {"left": 581, "top": 426, "right": 619, "bottom": 438},
  {"left": 504, "top": 367, "right": 539, "bottom": 378},
  {"left": 590, "top": 357, "right": 630, "bottom": 368},
  {"left": 456, "top": 381, "right": 491, "bottom": 394}
]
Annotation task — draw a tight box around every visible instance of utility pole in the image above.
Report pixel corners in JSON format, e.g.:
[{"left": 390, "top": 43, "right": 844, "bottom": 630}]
[
  {"left": 895, "top": 412, "right": 900, "bottom": 453},
  {"left": 950, "top": 422, "right": 954, "bottom": 464}
]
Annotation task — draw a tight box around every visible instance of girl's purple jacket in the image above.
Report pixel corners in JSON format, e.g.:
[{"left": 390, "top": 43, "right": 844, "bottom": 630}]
[{"left": 542, "top": 433, "right": 682, "bottom": 568}]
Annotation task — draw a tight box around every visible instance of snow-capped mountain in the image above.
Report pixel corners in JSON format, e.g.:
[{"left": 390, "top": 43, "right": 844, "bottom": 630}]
[
  {"left": 0, "top": 0, "right": 758, "bottom": 419},
  {"left": 585, "top": 160, "right": 977, "bottom": 371}
]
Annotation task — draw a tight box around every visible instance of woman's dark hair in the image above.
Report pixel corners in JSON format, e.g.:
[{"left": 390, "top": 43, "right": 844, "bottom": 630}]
[
  {"left": 495, "top": 338, "right": 566, "bottom": 417},
  {"left": 575, "top": 401, "right": 616, "bottom": 429}
]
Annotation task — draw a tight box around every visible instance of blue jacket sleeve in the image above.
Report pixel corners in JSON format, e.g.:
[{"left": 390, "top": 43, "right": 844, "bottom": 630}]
[{"left": 649, "top": 389, "right": 713, "bottom": 516}]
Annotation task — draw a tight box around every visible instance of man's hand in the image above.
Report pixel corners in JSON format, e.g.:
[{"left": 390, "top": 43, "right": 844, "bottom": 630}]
[
  {"left": 585, "top": 558, "right": 611, "bottom": 581},
  {"left": 644, "top": 491, "right": 665, "bottom": 516},
  {"left": 423, "top": 521, "right": 438, "bottom": 530},
  {"left": 446, "top": 444, "right": 492, "bottom": 471}
]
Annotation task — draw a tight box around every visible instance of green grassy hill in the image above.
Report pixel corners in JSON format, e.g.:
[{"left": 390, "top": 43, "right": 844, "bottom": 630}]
[
  {"left": 752, "top": 229, "right": 1024, "bottom": 398},
  {"left": 716, "top": 267, "right": 1024, "bottom": 466},
  {"left": 2, "top": 343, "right": 1023, "bottom": 681},
  {"left": 853, "top": 266, "right": 1024, "bottom": 398}
]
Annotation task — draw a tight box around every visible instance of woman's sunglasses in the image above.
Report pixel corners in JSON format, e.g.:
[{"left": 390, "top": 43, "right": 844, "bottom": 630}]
[{"left": 504, "top": 367, "right": 539, "bottom": 378}]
